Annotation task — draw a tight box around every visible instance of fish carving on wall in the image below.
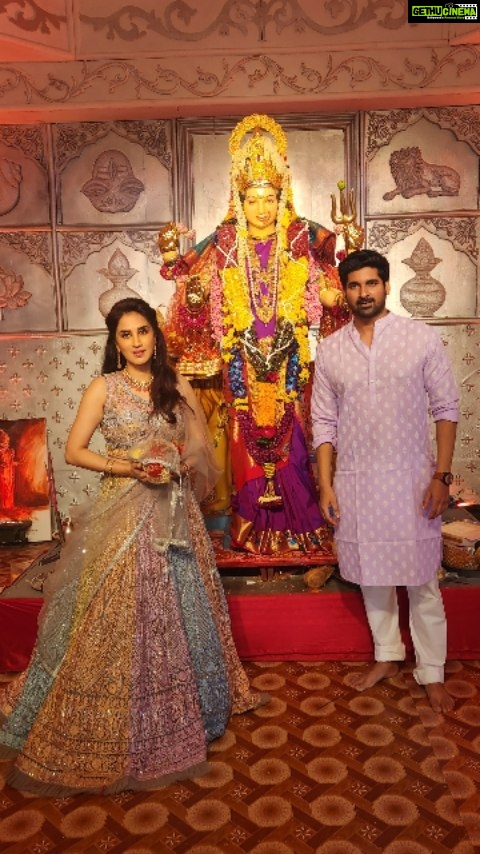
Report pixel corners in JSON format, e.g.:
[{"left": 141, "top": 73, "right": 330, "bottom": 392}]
[
  {"left": 0, "top": 159, "right": 22, "bottom": 216},
  {"left": 81, "top": 149, "right": 145, "bottom": 213}
]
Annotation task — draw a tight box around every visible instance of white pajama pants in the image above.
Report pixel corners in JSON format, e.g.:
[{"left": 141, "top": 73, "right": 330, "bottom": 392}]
[{"left": 360, "top": 578, "right": 446, "bottom": 685}]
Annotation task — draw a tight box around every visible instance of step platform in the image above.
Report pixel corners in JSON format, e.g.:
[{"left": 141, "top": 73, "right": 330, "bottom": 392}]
[{"left": 1, "top": 538, "right": 480, "bottom": 671}]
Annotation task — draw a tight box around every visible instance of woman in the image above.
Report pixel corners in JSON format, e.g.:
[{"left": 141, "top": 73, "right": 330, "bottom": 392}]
[{"left": 0, "top": 297, "right": 265, "bottom": 796}]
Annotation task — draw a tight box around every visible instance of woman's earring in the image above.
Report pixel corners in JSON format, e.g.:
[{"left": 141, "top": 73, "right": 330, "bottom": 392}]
[
  {"left": 153, "top": 344, "right": 157, "bottom": 361},
  {"left": 117, "top": 349, "right": 122, "bottom": 370}
]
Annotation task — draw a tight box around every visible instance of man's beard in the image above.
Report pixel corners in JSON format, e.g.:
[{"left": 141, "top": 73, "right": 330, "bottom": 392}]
[{"left": 352, "top": 298, "right": 386, "bottom": 319}]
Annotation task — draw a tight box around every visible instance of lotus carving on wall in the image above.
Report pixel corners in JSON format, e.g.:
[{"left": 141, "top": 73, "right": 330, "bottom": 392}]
[
  {"left": 0, "top": 267, "right": 32, "bottom": 321},
  {"left": 0, "top": 159, "right": 22, "bottom": 216}
]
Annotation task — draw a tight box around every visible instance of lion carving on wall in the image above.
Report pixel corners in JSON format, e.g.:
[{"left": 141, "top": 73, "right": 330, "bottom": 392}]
[{"left": 383, "top": 147, "right": 460, "bottom": 201}]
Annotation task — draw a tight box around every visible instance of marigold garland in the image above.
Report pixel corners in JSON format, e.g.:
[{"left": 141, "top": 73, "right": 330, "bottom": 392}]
[
  {"left": 215, "top": 217, "right": 317, "bottom": 436},
  {"left": 206, "top": 115, "right": 331, "bottom": 467}
]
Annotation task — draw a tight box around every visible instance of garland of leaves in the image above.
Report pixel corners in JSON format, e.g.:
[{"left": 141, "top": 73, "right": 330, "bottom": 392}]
[{"left": 241, "top": 319, "right": 294, "bottom": 382}]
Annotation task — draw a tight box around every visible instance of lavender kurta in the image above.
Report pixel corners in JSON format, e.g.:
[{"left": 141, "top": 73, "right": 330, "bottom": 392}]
[{"left": 311, "top": 313, "right": 459, "bottom": 586}]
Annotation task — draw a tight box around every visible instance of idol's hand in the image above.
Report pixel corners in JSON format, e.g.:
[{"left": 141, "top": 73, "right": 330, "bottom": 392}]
[
  {"left": 319, "top": 286, "right": 344, "bottom": 310},
  {"left": 422, "top": 479, "right": 449, "bottom": 520},
  {"left": 319, "top": 485, "right": 340, "bottom": 527}
]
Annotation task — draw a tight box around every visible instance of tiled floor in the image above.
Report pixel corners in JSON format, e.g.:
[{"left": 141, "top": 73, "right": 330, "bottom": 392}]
[
  {"left": 0, "top": 547, "right": 479, "bottom": 852},
  {"left": 1, "top": 660, "right": 479, "bottom": 852}
]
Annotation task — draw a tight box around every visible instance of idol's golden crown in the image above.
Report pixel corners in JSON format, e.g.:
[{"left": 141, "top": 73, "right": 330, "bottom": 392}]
[
  {"left": 230, "top": 114, "right": 288, "bottom": 195},
  {"left": 236, "top": 129, "right": 283, "bottom": 193}
]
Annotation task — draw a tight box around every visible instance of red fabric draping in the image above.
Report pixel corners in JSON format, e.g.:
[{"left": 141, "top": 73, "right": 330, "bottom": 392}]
[
  {"left": 0, "top": 587, "right": 479, "bottom": 671},
  {"left": 0, "top": 598, "right": 43, "bottom": 672},
  {"left": 228, "top": 590, "right": 392, "bottom": 661},
  {"left": 227, "top": 587, "right": 480, "bottom": 661}
]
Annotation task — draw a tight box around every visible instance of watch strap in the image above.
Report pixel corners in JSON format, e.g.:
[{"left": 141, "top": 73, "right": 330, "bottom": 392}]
[{"left": 432, "top": 471, "right": 453, "bottom": 486}]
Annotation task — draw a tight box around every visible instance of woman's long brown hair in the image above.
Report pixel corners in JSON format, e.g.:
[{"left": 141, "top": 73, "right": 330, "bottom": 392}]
[{"left": 102, "top": 297, "right": 182, "bottom": 422}]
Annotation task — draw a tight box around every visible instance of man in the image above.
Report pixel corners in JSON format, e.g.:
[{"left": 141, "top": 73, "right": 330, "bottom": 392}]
[{"left": 311, "top": 249, "right": 458, "bottom": 714}]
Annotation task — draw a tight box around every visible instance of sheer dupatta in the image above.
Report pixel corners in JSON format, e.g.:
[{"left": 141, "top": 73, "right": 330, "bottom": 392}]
[
  {"left": 125, "top": 374, "right": 222, "bottom": 553},
  {"left": 177, "top": 373, "right": 222, "bottom": 503}
]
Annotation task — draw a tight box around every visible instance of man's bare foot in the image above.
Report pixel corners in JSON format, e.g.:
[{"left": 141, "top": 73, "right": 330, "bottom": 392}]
[
  {"left": 350, "top": 662, "right": 399, "bottom": 692},
  {"left": 425, "top": 682, "right": 454, "bottom": 714}
]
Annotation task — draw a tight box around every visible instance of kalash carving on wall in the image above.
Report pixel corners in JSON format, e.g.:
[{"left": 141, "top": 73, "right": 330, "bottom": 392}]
[{"left": 159, "top": 114, "right": 360, "bottom": 560}]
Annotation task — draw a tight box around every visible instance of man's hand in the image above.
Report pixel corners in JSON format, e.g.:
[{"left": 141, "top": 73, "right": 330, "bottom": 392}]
[
  {"left": 422, "top": 479, "right": 450, "bottom": 520},
  {"left": 319, "top": 485, "right": 340, "bottom": 527}
]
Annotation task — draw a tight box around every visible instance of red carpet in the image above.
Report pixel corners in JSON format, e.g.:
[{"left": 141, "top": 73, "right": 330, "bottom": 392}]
[
  {"left": 1, "top": 583, "right": 480, "bottom": 672},
  {"left": 226, "top": 584, "right": 480, "bottom": 660}
]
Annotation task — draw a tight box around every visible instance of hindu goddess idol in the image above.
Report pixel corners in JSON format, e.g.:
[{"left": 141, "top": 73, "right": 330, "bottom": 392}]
[{"left": 160, "top": 114, "right": 348, "bottom": 556}]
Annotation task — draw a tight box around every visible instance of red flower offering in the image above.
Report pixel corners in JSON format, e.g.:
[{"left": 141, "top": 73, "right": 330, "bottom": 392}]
[
  {"left": 257, "top": 426, "right": 276, "bottom": 440},
  {"left": 145, "top": 463, "right": 165, "bottom": 481}
]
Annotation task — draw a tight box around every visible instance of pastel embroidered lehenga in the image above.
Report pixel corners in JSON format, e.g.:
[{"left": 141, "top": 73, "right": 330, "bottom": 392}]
[{"left": 0, "top": 372, "right": 264, "bottom": 796}]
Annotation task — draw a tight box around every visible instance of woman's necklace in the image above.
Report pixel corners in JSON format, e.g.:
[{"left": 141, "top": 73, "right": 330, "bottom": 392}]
[{"left": 123, "top": 368, "right": 153, "bottom": 390}]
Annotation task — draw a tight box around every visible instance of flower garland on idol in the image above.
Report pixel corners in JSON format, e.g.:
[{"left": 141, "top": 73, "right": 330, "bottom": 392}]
[{"left": 209, "top": 114, "right": 322, "bottom": 469}]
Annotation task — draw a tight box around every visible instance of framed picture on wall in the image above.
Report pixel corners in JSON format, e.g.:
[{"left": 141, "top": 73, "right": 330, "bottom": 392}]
[{"left": 0, "top": 417, "right": 53, "bottom": 543}]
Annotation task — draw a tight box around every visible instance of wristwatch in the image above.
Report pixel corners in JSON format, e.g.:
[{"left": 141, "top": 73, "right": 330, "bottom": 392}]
[{"left": 432, "top": 471, "right": 454, "bottom": 486}]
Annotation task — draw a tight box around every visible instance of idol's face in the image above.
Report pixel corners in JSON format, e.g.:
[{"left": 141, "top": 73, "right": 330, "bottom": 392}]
[
  {"left": 242, "top": 184, "right": 279, "bottom": 238},
  {"left": 115, "top": 312, "right": 155, "bottom": 368},
  {"left": 344, "top": 266, "right": 390, "bottom": 321}
]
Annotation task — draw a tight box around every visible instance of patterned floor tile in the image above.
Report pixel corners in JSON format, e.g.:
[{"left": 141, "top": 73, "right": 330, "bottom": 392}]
[{"left": 0, "top": 651, "right": 478, "bottom": 851}]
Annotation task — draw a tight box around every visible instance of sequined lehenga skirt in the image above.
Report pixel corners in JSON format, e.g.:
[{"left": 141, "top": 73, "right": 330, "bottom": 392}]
[{"left": 0, "top": 477, "right": 262, "bottom": 795}]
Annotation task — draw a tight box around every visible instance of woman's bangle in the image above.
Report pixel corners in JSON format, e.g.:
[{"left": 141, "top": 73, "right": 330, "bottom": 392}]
[
  {"left": 105, "top": 458, "right": 114, "bottom": 476},
  {"left": 180, "top": 462, "right": 192, "bottom": 478}
]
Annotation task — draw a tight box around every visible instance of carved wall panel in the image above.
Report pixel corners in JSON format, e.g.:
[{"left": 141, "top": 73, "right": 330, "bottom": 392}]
[
  {"left": 0, "top": 1, "right": 475, "bottom": 68},
  {"left": 365, "top": 114, "right": 479, "bottom": 217},
  {"left": 59, "top": 230, "right": 170, "bottom": 331},
  {"left": 0, "top": 126, "right": 50, "bottom": 226},
  {"left": 0, "top": 233, "right": 57, "bottom": 332},
  {"left": 435, "top": 323, "right": 480, "bottom": 501},
  {"left": 74, "top": 1, "right": 446, "bottom": 57},
  {"left": 365, "top": 108, "right": 480, "bottom": 323},
  {"left": 366, "top": 107, "right": 480, "bottom": 162},
  {"left": 0, "top": 1, "right": 70, "bottom": 56},
  {"left": 367, "top": 219, "right": 480, "bottom": 318},
  {"left": 54, "top": 121, "right": 173, "bottom": 226},
  {"left": 1, "top": 49, "right": 480, "bottom": 123}
]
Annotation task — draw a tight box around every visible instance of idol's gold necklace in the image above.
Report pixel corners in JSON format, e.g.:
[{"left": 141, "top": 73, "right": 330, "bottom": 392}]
[{"left": 246, "top": 234, "right": 279, "bottom": 325}]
